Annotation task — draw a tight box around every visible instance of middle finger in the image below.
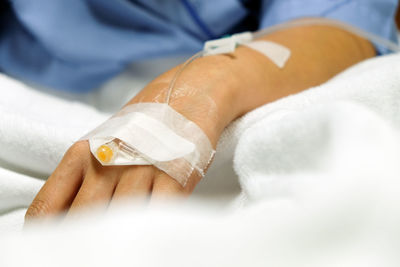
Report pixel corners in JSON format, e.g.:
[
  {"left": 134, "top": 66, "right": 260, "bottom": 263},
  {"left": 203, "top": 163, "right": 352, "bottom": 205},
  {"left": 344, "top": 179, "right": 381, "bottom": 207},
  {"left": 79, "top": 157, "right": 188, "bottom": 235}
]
[{"left": 68, "top": 159, "right": 124, "bottom": 213}]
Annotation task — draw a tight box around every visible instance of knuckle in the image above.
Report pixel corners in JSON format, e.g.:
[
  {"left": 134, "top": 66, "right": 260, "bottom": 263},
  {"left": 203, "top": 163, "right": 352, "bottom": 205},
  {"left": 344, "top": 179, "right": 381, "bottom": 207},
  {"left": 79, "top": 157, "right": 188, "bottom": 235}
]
[
  {"left": 155, "top": 172, "right": 184, "bottom": 190},
  {"left": 25, "top": 199, "right": 51, "bottom": 219},
  {"left": 68, "top": 141, "right": 89, "bottom": 156},
  {"left": 125, "top": 165, "right": 154, "bottom": 180},
  {"left": 65, "top": 141, "right": 90, "bottom": 163}
]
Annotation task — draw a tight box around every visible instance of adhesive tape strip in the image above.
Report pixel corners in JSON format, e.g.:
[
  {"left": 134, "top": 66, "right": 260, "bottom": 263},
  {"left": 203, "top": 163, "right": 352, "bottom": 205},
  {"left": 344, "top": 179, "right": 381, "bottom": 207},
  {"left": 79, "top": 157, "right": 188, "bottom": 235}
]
[
  {"left": 243, "top": 41, "right": 291, "bottom": 68},
  {"left": 203, "top": 32, "right": 291, "bottom": 68},
  {"left": 81, "top": 103, "right": 215, "bottom": 186}
]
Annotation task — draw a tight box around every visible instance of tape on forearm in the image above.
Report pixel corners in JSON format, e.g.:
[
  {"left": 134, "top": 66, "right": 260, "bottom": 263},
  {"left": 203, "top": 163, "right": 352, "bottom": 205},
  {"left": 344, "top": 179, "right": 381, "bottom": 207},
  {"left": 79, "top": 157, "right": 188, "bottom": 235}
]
[
  {"left": 242, "top": 41, "right": 291, "bottom": 68},
  {"left": 81, "top": 103, "right": 215, "bottom": 186},
  {"left": 203, "top": 32, "right": 291, "bottom": 68}
]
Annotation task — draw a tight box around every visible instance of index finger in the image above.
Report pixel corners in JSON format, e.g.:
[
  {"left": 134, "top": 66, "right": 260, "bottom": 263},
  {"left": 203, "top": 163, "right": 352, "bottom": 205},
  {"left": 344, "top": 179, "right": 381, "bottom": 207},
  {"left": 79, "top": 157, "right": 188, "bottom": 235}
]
[{"left": 25, "top": 142, "right": 89, "bottom": 221}]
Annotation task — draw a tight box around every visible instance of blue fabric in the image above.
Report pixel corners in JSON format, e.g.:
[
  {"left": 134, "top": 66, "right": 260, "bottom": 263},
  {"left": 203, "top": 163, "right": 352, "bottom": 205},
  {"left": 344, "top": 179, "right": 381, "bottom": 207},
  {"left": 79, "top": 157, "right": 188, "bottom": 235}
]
[
  {"left": 0, "top": 0, "right": 398, "bottom": 92},
  {"left": 259, "top": 0, "right": 399, "bottom": 55}
]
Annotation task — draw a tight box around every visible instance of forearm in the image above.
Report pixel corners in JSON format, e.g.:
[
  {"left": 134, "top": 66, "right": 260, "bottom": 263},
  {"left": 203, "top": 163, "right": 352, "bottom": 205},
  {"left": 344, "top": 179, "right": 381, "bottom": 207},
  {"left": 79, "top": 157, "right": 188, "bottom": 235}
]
[
  {"left": 231, "top": 24, "right": 376, "bottom": 113},
  {"left": 130, "top": 23, "right": 376, "bottom": 144}
]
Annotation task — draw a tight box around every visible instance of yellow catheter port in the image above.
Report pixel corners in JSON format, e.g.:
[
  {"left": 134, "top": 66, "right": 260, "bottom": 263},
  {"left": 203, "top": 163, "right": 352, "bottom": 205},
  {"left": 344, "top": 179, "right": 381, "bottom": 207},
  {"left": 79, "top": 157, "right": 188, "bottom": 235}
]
[{"left": 96, "top": 145, "right": 114, "bottom": 163}]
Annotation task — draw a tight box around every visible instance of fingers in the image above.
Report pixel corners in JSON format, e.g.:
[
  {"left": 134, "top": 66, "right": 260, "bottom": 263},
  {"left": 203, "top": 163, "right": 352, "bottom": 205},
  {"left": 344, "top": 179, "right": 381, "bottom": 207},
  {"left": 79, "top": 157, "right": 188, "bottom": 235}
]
[
  {"left": 150, "top": 171, "right": 186, "bottom": 202},
  {"left": 68, "top": 158, "right": 123, "bottom": 213},
  {"left": 110, "top": 166, "right": 154, "bottom": 205},
  {"left": 27, "top": 140, "right": 201, "bottom": 220},
  {"left": 25, "top": 142, "right": 89, "bottom": 221}
]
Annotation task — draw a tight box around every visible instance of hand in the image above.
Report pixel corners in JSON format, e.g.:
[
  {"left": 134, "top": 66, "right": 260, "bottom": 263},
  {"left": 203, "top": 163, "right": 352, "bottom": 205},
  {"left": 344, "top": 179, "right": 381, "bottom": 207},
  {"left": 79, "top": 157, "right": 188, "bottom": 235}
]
[{"left": 25, "top": 55, "right": 240, "bottom": 220}]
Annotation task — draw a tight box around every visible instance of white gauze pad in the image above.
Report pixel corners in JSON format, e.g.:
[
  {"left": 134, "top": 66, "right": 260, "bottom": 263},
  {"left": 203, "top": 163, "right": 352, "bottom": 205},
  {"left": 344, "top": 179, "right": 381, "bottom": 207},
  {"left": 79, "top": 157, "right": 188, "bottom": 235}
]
[{"left": 81, "top": 103, "right": 215, "bottom": 186}]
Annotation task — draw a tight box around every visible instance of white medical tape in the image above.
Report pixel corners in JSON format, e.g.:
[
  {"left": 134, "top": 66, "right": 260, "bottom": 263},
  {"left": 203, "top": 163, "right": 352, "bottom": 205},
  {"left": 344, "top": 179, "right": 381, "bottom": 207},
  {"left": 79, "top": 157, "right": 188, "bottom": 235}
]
[
  {"left": 203, "top": 32, "right": 291, "bottom": 68},
  {"left": 81, "top": 103, "right": 215, "bottom": 186},
  {"left": 203, "top": 37, "right": 236, "bottom": 56},
  {"left": 203, "top": 32, "right": 253, "bottom": 56},
  {"left": 243, "top": 41, "right": 291, "bottom": 68}
]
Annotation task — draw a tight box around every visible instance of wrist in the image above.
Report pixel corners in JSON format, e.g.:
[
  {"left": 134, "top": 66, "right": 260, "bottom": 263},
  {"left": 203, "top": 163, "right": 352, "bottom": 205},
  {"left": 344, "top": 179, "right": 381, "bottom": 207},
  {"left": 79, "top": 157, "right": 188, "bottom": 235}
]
[{"left": 131, "top": 55, "right": 244, "bottom": 145}]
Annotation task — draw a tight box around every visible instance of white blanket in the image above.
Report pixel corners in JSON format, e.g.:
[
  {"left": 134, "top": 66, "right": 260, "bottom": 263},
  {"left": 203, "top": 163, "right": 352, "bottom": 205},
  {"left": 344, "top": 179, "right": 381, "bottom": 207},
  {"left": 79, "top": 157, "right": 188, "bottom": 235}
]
[{"left": 1, "top": 53, "right": 400, "bottom": 266}]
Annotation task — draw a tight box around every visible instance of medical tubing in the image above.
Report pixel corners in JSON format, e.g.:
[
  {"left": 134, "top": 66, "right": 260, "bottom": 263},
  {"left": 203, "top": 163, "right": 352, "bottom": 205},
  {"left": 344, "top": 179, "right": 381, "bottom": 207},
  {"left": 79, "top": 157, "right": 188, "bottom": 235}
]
[
  {"left": 164, "top": 18, "right": 400, "bottom": 105},
  {"left": 165, "top": 51, "right": 204, "bottom": 104}
]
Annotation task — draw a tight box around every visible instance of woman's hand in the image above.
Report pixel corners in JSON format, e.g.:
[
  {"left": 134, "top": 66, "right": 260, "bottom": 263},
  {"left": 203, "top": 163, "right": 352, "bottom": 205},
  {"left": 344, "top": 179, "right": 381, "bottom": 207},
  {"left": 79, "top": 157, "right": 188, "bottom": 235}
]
[
  {"left": 25, "top": 23, "right": 375, "bottom": 220},
  {"left": 25, "top": 55, "right": 241, "bottom": 219}
]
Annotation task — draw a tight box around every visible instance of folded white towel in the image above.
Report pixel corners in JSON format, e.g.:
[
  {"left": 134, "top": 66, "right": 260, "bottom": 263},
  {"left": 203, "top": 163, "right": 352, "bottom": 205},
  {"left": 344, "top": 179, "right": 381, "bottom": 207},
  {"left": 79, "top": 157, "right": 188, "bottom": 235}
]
[
  {"left": 0, "top": 167, "right": 42, "bottom": 232},
  {"left": 230, "top": 53, "right": 400, "bottom": 204},
  {"left": 0, "top": 76, "right": 109, "bottom": 176}
]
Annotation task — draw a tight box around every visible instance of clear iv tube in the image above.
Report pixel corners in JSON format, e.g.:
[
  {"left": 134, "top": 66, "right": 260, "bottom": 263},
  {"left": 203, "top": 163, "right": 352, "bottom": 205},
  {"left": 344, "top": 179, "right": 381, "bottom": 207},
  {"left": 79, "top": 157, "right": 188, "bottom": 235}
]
[
  {"left": 165, "top": 51, "right": 204, "bottom": 104},
  {"left": 164, "top": 17, "right": 400, "bottom": 105}
]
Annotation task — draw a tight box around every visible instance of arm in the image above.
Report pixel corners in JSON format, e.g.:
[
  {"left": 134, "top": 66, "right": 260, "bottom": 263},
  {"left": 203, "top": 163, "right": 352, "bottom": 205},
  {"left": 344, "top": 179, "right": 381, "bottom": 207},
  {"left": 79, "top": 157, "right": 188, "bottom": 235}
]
[
  {"left": 26, "top": 23, "right": 375, "bottom": 219},
  {"left": 132, "top": 24, "right": 375, "bottom": 144}
]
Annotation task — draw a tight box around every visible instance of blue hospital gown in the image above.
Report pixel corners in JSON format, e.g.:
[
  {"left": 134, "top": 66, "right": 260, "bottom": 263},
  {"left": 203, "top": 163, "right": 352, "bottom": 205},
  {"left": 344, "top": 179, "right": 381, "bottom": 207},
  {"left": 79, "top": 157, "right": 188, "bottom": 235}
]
[{"left": 0, "top": 0, "right": 398, "bottom": 92}]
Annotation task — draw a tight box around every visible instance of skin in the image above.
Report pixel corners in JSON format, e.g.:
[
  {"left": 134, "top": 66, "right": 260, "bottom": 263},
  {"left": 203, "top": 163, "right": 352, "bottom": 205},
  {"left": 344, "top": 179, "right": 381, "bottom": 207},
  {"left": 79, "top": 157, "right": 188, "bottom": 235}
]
[{"left": 25, "top": 23, "right": 375, "bottom": 220}]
